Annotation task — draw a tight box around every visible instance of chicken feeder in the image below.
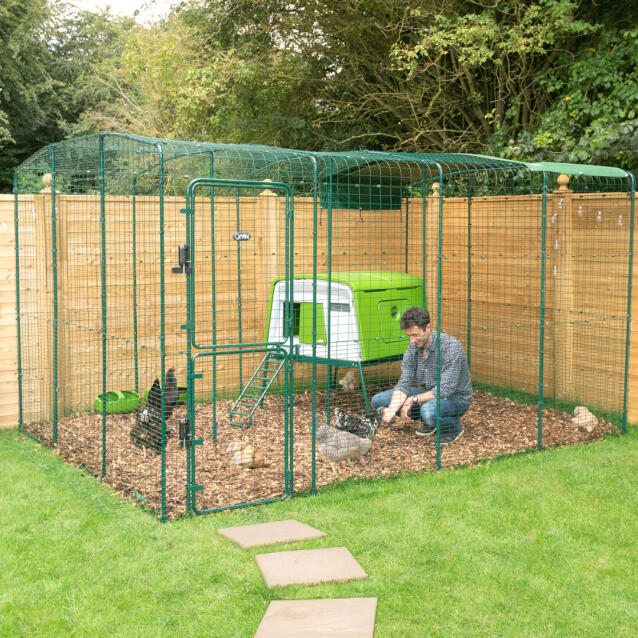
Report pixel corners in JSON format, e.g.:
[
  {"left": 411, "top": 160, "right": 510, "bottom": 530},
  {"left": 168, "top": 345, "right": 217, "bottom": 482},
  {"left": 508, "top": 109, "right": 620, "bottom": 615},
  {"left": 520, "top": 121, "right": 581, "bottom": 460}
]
[
  {"left": 94, "top": 391, "right": 126, "bottom": 414},
  {"left": 94, "top": 390, "right": 140, "bottom": 414}
]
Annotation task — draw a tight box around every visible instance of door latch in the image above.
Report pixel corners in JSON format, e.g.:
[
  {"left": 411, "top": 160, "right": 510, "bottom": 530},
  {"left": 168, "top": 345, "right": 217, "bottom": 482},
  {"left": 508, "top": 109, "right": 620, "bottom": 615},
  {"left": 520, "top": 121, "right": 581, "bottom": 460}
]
[
  {"left": 179, "top": 417, "right": 191, "bottom": 448},
  {"left": 172, "top": 244, "right": 192, "bottom": 274}
]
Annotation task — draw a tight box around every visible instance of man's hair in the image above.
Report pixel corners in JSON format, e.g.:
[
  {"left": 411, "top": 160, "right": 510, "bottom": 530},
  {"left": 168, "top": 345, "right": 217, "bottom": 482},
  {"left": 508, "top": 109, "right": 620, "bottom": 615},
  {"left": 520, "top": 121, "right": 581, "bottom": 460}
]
[{"left": 400, "top": 306, "right": 431, "bottom": 330}]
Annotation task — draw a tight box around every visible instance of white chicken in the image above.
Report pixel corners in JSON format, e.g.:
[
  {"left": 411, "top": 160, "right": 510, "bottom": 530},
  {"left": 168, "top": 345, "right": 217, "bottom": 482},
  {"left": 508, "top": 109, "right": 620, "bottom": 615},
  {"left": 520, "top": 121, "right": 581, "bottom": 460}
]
[{"left": 571, "top": 406, "right": 598, "bottom": 433}]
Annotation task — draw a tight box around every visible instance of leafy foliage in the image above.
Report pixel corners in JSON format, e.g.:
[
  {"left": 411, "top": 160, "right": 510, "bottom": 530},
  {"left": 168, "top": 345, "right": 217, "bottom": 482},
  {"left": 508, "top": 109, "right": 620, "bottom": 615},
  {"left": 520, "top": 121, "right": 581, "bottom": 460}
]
[
  {"left": 0, "top": 1, "right": 135, "bottom": 191},
  {"left": 0, "top": 0, "right": 54, "bottom": 188},
  {"left": 494, "top": 27, "right": 638, "bottom": 170}
]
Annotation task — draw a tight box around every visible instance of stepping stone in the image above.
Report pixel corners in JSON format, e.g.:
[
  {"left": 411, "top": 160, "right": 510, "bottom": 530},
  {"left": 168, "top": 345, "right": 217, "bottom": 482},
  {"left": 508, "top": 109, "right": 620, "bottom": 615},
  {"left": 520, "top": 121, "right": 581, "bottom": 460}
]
[
  {"left": 255, "top": 597, "right": 377, "bottom": 638},
  {"left": 218, "top": 520, "right": 326, "bottom": 549},
  {"left": 255, "top": 547, "right": 367, "bottom": 588}
]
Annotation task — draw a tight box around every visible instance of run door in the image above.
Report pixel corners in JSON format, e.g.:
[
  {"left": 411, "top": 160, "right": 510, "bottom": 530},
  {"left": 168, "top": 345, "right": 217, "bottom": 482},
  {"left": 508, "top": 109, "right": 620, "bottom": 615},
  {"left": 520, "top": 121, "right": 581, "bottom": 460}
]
[{"left": 182, "top": 178, "right": 294, "bottom": 514}]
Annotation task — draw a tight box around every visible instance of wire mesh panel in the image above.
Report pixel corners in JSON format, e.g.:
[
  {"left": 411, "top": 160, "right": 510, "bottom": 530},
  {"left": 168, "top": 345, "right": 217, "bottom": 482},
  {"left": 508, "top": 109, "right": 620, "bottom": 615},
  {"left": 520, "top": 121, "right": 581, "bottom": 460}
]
[{"left": 14, "top": 134, "right": 635, "bottom": 519}]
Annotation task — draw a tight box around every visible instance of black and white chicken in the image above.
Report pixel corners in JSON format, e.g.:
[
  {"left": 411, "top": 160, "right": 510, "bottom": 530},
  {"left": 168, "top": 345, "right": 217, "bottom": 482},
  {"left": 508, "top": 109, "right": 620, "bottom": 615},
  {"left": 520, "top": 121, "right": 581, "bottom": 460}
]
[
  {"left": 333, "top": 406, "right": 384, "bottom": 439},
  {"left": 130, "top": 367, "right": 179, "bottom": 453}
]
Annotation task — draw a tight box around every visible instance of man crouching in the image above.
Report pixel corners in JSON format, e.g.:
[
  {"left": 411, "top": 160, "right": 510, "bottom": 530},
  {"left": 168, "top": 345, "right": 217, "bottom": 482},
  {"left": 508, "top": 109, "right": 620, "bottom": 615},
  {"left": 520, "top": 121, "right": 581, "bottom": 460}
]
[{"left": 371, "top": 307, "right": 472, "bottom": 444}]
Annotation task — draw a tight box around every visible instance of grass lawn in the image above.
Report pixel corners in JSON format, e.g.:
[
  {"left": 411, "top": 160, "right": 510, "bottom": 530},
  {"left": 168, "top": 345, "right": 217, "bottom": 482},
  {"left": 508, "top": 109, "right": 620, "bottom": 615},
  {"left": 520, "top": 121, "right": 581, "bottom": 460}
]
[{"left": 1, "top": 426, "right": 637, "bottom": 637}]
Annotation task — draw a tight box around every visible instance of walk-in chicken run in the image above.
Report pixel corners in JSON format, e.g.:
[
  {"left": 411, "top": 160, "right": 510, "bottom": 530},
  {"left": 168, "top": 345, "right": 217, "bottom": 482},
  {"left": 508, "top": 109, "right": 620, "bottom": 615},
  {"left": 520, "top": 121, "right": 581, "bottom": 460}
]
[{"left": 14, "top": 135, "right": 633, "bottom": 519}]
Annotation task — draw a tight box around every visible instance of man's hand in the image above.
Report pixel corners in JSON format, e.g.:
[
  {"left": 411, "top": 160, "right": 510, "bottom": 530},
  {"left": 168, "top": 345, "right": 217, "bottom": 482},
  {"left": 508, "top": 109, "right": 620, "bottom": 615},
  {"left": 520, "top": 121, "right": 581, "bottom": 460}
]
[
  {"left": 381, "top": 407, "right": 396, "bottom": 424},
  {"left": 382, "top": 390, "right": 408, "bottom": 424},
  {"left": 399, "top": 399, "right": 414, "bottom": 421}
]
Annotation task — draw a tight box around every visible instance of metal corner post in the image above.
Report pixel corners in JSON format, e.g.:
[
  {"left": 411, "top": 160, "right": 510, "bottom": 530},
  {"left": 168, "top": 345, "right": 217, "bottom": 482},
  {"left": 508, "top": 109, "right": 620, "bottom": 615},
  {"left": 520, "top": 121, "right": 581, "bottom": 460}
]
[
  {"left": 287, "top": 187, "right": 295, "bottom": 498},
  {"left": 209, "top": 152, "right": 218, "bottom": 440},
  {"left": 466, "top": 172, "right": 473, "bottom": 367},
  {"left": 157, "top": 143, "right": 167, "bottom": 522},
  {"left": 537, "top": 171, "right": 548, "bottom": 450},
  {"left": 436, "top": 165, "right": 444, "bottom": 470},
  {"left": 235, "top": 187, "right": 243, "bottom": 386},
  {"left": 132, "top": 176, "right": 139, "bottom": 393},
  {"left": 185, "top": 182, "right": 195, "bottom": 514},
  {"left": 99, "top": 135, "right": 107, "bottom": 477},
  {"left": 622, "top": 174, "right": 636, "bottom": 434},
  {"left": 311, "top": 157, "right": 319, "bottom": 495},
  {"left": 13, "top": 173, "right": 23, "bottom": 430},
  {"left": 50, "top": 148, "right": 59, "bottom": 442}
]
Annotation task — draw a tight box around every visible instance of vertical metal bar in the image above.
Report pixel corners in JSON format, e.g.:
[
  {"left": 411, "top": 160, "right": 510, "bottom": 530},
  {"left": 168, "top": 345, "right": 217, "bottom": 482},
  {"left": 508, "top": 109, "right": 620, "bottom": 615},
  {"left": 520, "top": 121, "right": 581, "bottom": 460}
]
[
  {"left": 185, "top": 183, "right": 194, "bottom": 513},
  {"left": 157, "top": 143, "right": 167, "bottom": 523},
  {"left": 13, "top": 173, "right": 23, "bottom": 430},
  {"left": 132, "top": 176, "right": 139, "bottom": 392},
  {"left": 209, "top": 153, "right": 217, "bottom": 440},
  {"left": 50, "top": 148, "right": 59, "bottom": 442},
  {"left": 287, "top": 189, "right": 295, "bottom": 497},
  {"left": 538, "top": 172, "right": 548, "bottom": 451},
  {"left": 311, "top": 159, "right": 319, "bottom": 494},
  {"left": 466, "top": 173, "right": 472, "bottom": 367},
  {"left": 435, "top": 168, "right": 443, "bottom": 469},
  {"left": 235, "top": 187, "right": 243, "bottom": 386},
  {"left": 622, "top": 175, "right": 636, "bottom": 435},
  {"left": 189, "top": 189, "right": 197, "bottom": 511},
  {"left": 99, "top": 135, "right": 107, "bottom": 477}
]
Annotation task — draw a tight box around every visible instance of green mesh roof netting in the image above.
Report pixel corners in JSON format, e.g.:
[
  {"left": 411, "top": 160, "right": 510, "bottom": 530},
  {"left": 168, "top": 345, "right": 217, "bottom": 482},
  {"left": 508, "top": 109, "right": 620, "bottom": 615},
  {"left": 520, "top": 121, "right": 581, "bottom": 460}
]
[{"left": 16, "top": 132, "right": 634, "bottom": 201}]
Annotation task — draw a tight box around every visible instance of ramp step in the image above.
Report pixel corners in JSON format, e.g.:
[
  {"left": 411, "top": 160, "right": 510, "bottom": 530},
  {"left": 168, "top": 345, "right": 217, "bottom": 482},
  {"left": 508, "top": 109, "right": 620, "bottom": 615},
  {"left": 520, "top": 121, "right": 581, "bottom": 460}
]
[{"left": 230, "top": 352, "right": 285, "bottom": 428}]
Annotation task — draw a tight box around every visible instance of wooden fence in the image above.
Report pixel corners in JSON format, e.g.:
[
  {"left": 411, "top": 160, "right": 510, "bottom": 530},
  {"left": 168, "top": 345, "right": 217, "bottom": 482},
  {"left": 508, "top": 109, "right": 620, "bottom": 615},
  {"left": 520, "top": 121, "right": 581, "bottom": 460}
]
[{"left": 1, "top": 179, "right": 636, "bottom": 428}]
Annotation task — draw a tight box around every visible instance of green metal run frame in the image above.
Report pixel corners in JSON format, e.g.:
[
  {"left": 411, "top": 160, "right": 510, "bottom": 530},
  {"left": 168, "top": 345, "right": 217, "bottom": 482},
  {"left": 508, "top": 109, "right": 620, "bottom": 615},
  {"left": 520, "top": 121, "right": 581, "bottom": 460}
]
[{"left": 12, "top": 133, "right": 636, "bottom": 519}]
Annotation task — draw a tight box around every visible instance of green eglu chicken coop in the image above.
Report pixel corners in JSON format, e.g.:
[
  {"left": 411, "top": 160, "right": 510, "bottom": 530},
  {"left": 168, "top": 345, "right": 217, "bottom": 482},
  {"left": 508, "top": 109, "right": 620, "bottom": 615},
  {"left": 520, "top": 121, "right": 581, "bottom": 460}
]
[{"left": 267, "top": 271, "right": 423, "bottom": 361}]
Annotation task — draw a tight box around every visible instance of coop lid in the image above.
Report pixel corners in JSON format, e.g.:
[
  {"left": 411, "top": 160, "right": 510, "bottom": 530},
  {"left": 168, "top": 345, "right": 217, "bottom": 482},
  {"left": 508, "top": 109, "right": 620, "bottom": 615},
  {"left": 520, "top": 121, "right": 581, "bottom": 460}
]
[{"left": 272, "top": 271, "right": 422, "bottom": 292}]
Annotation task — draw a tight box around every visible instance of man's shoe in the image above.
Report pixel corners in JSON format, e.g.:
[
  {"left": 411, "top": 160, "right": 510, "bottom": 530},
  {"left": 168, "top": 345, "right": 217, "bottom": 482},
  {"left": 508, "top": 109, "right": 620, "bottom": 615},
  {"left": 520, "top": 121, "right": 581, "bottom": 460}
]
[
  {"left": 439, "top": 429, "right": 463, "bottom": 445},
  {"left": 415, "top": 424, "right": 436, "bottom": 436}
]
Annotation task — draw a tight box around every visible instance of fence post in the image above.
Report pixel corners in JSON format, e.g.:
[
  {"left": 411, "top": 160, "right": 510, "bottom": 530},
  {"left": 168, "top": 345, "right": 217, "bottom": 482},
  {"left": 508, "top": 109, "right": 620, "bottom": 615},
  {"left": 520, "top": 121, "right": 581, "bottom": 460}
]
[
  {"left": 425, "top": 182, "right": 440, "bottom": 317},
  {"left": 551, "top": 174, "right": 574, "bottom": 402},
  {"left": 259, "top": 183, "right": 286, "bottom": 305},
  {"left": 35, "top": 178, "right": 54, "bottom": 425}
]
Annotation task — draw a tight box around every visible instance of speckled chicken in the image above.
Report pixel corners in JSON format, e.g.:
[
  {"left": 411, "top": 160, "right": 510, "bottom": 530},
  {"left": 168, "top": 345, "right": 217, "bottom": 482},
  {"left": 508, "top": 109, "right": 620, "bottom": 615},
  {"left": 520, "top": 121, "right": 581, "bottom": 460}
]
[
  {"left": 311, "top": 407, "right": 384, "bottom": 462},
  {"left": 334, "top": 406, "right": 384, "bottom": 439}
]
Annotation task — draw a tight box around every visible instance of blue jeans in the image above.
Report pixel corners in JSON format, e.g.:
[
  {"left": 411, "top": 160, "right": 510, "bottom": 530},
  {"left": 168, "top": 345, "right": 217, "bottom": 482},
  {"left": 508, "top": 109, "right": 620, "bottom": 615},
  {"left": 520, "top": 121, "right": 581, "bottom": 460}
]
[{"left": 371, "top": 387, "right": 469, "bottom": 435}]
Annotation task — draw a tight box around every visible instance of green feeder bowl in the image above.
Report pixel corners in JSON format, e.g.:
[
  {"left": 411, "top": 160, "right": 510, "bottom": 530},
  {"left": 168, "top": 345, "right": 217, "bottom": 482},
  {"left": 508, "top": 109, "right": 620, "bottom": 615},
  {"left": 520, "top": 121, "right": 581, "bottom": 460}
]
[
  {"left": 121, "top": 390, "right": 141, "bottom": 412},
  {"left": 94, "top": 391, "right": 126, "bottom": 414}
]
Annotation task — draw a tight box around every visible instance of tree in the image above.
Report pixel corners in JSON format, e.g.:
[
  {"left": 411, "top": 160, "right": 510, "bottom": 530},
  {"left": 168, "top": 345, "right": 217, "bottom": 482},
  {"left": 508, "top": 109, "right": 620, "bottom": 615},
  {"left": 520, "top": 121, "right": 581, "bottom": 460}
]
[
  {"left": 0, "top": 0, "right": 55, "bottom": 189},
  {"left": 0, "top": 1, "right": 135, "bottom": 191},
  {"left": 69, "top": 1, "right": 322, "bottom": 149},
  {"left": 494, "top": 26, "right": 638, "bottom": 171}
]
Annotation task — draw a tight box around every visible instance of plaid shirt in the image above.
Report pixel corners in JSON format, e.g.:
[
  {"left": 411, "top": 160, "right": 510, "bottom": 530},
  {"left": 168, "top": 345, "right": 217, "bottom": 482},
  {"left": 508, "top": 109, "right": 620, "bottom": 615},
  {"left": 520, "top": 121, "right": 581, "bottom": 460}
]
[{"left": 394, "top": 331, "right": 472, "bottom": 403}]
